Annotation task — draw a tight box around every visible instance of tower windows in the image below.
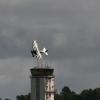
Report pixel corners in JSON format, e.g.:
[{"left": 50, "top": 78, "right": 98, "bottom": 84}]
[
  {"left": 36, "top": 78, "right": 40, "bottom": 100},
  {"left": 36, "top": 78, "right": 40, "bottom": 86},
  {"left": 46, "top": 86, "right": 48, "bottom": 90}
]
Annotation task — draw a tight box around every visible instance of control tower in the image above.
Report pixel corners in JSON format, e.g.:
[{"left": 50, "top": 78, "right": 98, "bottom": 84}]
[{"left": 30, "top": 66, "right": 55, "bottom": 100}]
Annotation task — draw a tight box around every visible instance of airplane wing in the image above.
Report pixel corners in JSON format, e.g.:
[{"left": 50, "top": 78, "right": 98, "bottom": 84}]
[
  {"left": 32, "top": 40, "right": 38, "bottom": 50},
  {"left": 32, "top": 40, "right": 42, "bottom": 60}
]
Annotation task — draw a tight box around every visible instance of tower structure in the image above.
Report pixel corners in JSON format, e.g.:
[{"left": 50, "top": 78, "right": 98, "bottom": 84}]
[{"left": 30, "top": 66, "right": 55, "bottom": 100}]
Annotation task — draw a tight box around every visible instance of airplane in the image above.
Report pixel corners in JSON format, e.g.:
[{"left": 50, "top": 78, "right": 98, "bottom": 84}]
[{"left": 31, "top": 40, "right": 48, "bottom": 60}]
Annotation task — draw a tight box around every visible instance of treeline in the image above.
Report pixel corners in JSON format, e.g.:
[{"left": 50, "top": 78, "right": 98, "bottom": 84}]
[
  {"left": 0, "top": 93, "right": 31, "bottom": 100},
  {"left": 1, "top": 86, "right": 100, "bottom": 100},
  {"left": 55, "top": 86, "right": 100, "bottom": 100},
  {"left": 0, "top": 98, "right": 11, "bottom": 100},
  {"left": 16, "top": 93, "right": 31, "bottom": 100}
]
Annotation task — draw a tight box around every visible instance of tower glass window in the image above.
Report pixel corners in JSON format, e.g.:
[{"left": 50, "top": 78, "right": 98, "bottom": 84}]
[
  {"left": 36, "top": 78, "right": 40, "bottom": 100},
  {"left": 36, "top": 78, "right": 40, "bottom": 86},
  {"left": 36, "top": 93, "right": 40, "bottom": 100},
  {"left": 36, "top": 78, "right": 40, "bottom": 83}
]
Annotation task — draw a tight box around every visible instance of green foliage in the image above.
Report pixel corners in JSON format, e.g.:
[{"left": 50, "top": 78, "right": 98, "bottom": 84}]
[
  {"left": 80, "top": 87, "right": 100, "bottom": 100},
  {"left": 16, "top": 93, "right": 31, "bottom": 100},
  {"left": 55, "top": 93, "right": 63, "bottom": 100},
  {"left": 60, "top": 86, "right": 77, "bottom": 100},
  {"left": 0, "top": 98, "right": 11, "bottom": 100},
  {"left": 80, "top": 89, "right": 93, "bottom": 100},
  {"left": 1, "top": 86, "right": 100, "bottom": 100},
  {"left": 55, "top": 86, "right": 100, "bottom": 100}
]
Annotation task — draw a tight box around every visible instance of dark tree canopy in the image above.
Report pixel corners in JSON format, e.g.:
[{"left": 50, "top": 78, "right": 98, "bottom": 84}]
[
  {"left": 16, "top": 93, "right": 31, "bottom": 100},
  {"left": 1, "top": 86, "right": 100, "bottom": 100},
  {"left": 55, "top": 86, "right": 100, "bottom": 100},
  {"left": 0, "top": 98, "right": 11, "bottom": 100}
]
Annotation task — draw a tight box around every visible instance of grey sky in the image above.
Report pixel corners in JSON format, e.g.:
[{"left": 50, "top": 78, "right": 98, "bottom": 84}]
[{"left": 0, "top": 0, "right": 100, "bottom": 99}]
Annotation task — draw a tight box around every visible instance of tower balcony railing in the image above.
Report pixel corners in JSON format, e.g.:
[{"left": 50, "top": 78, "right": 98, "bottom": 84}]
[
  {"left": 30, "top": 75, "right": 55, "bottom": 78},
  {"left": 44, "top": 89, "right": 57, "bottom": 93}
]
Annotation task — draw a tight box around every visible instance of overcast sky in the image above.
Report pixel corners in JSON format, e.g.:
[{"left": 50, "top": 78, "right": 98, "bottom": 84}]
[{"left": 1, "top": 0, "right": 100, "bottom": 99}]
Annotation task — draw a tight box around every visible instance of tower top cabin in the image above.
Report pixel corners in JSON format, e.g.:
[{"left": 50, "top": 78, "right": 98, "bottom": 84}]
[{"left": 30, "top": 66, "right": 54, "bottom": 78}]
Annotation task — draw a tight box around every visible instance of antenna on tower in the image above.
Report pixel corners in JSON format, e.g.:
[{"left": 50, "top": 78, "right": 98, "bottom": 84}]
[
  {"left": 45, "top": 61, "right": 48, "bottom": 68},
  {"left": 50, "top": 61, "right": 51, "bottom": 68},
  {"left": 37, "top": 60, "right": 39, "bottom": 67},
  {"left": 45, "top": 61, "right": 47, "bottom": 67},
  {"left": 47, "top": 61, "right": 48, "bottom": 67},
  {"left": 41, "top": 60, "right": 43, "bottom": 68},
  {"left": 45, "top": 61, "right": 46, "bottom": 67}
]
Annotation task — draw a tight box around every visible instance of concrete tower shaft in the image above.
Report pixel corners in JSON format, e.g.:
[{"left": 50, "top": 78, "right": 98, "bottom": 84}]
[{"left": 30, "top": 67, "right": 55, "bottom": 100}]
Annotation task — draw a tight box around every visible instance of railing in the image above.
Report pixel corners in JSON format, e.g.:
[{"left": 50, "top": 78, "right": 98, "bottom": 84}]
[
  {"left": 44, "top": 89, "right": 57, "bottom": 93},
  {"left": 30, "top": 75, "right": 55, "bottom": 78}
]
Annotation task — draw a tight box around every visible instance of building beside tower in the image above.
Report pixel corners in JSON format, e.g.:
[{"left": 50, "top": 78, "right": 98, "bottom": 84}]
[{"left": 30, "top": 66, "right": 55, "bottom": 100}]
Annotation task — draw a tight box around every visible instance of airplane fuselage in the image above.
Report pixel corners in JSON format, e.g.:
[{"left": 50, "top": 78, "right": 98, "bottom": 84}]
[{"left": 31, "top": 50, "right": 37, "bottom": 57}]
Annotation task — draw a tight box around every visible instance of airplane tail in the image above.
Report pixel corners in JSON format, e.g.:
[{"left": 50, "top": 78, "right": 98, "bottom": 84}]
[{"left": 41, "top": 47, "right": 48, "bottom": 55}]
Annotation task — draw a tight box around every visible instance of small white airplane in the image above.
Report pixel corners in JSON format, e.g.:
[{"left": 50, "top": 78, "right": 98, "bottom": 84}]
[{"left": 31, "top": 40, "right": 48, "bottom": 60}]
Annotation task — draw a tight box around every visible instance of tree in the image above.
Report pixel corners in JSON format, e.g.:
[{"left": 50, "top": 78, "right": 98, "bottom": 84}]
[
  {"left": 80, "top": 88, "right": 100, "bottom": 100},
  {"left": 60, "top": 86, "right": 77, "bottom": 100},
  {"left": 16, "top": 95, "right": 26, "bottom": 100},
  {"left": 61, "top": 86, "right": 71, "bottom": 94},
  {"left": 25, "top": 93, "right": 31, "bottom": 100},
  {"left": 5, "top": 99, "right": 11, "bottom": 100},
  {"left": 16, "top": 93, "right": 31, "bottom": 100},
  {"left": 93, "top": 87, "right": 100, "bottom": 100},
  {"left": 54, "top": 93, "right": 63, "bottom": 100}
]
